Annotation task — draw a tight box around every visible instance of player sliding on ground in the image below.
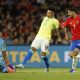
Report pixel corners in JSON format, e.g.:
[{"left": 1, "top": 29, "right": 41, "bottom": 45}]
[
  {"left": 0, "top": 32, "right": 15, "bottom": 73},
  {"left": 16, "top": 7, "right": 59, "bottom": 72},
  {"left": 62, "top": 7, "right": 80, "bottom": 73}
]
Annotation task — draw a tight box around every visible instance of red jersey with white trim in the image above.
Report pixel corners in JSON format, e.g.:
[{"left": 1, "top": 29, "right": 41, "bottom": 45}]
[{"left": 62, "top": 15, "right": 80, "bottom": 40}]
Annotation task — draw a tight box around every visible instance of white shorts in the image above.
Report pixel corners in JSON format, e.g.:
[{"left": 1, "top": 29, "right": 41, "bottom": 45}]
[{"left": 31, "top": 36, "right": 50, "bottom": 52}]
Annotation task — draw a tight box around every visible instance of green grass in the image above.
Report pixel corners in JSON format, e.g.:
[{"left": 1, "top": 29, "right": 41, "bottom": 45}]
[{"left": 0, "top": 68, "right": 80, "bottom": 80}]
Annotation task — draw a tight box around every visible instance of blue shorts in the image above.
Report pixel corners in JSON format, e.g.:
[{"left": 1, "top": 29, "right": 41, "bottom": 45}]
[
  {"left": 0, "top": 61, "right": 7, "bottom": 72},
  {"left": 70, "top": 40, "right": 80, "bottom": 51}
]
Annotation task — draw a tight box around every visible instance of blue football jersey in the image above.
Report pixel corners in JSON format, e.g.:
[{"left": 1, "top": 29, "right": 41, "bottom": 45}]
[{"left": 0, "top": 38, "right": 6, "bottom": 51}]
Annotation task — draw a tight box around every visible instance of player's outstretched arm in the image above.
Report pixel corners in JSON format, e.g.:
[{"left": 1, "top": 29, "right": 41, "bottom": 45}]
[{"left": 2, "top": 50, "right": 15, "bottom": 73}]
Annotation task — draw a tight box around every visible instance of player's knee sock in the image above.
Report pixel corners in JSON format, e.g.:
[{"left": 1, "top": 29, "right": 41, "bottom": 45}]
[
  {"left": 72, "top": 57, "right": 78, "bottom": 69},
  {"left": 42, "top": 56, "right": 49, "bottom": 69},
  {"left": 22, "top": 49, "right": 33, "bottom": 65}
]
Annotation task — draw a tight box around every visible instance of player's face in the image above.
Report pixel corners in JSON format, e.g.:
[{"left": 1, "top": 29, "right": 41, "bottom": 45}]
[
  {"left": 67, "top": 10, "right": 74, "bottom": 17},
  {"left": 47, "top": 10, "right": 54, "bottom": 18}
]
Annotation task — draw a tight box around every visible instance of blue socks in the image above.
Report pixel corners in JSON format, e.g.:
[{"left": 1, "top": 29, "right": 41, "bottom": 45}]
[
  {"left": 42, "top": 56, "right": 49, "bottom": 69},
  {"left": 22, "top": 49, "right": 33, "bottom": 65},
  {"left": 21, "top": 48, "right": 49, "bottom": 69}
]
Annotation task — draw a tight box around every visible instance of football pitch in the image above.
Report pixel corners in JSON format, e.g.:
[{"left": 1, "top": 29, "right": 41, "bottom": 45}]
[{"left": 0, "top": 68, "right": 80, "bottom": 80}]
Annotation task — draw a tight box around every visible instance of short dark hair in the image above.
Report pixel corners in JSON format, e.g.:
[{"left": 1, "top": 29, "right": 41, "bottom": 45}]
[
  {"left": 48, "top": 7, "right": 55, "bottom": 12},
  {"left": 68, "top": 7, "right": 78, "bottom": 13}
]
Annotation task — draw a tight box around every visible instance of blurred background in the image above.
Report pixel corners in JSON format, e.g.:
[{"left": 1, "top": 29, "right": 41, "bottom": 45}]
[
  {"left": 0, "top": 0, "right": 80, "bottom": 45},
  {"left": 0, "top": 0, "right": 80, "bottom": 68}
]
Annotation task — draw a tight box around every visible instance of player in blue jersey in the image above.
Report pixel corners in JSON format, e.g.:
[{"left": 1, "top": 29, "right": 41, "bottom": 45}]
[{"left": 0, "top": 32, "right": 15, "bottom": 73}]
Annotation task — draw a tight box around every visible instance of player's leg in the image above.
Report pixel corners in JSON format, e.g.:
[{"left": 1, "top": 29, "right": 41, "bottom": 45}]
[
  {"left": 41, "top": 40, "right": 50, "bottom": 72},
  {"left": 0, "top": 61, "right": 15, "bottom": 73},
  {"left": 2, "top": 65, "right": 15, "bottom": 73},
  {"left": 16, "top": 47, "right": 37, "bottom": 68},
  {"left": 2, "top": 51, "right": 15, "bottom": 72},
  {"left": 16, "top": 37, "right": 41, "bottom": 68},
  {"left": 0, "top": 51, "right": 10, "bottom": 73},
  {"left": 0, "top": 61, "right": 7, "bottom": 73},
  {"left": 69, "top": 47, "right": 79, "bottom": 71},
  {"left": 71, "top": 50, "right": 80, "bottom": 72},
  {"left": 0, "top": 65, "right": 7, "bottom": 73},
  {"left": 70, "top": 56, "right": 78, "bottom": 72},
  {"left": 0, "top": 52, "right": 9, "bottom": 73},
  {"left": 69, "top": 48, "right": 79, "bottom": 58},
  {"left": 0, "top": 65, "right": 14, "bottom": 73},
  {"left": 41, "top": 52, "right": 50, "bottom": 72},
  {"left": 0, "top": 52, "right": 4, "bottom": 72},
  {"left": 22, "top": 47, "right": 37, "bottom": 65},
  {"left": 69, "top": 40, "right": 80, "bottom": 72}
]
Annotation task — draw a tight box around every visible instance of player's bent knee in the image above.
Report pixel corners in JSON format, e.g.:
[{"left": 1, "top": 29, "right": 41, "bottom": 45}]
[
  {"left": 69, "top": 48, "right": 80, "bottom": 58},
  {"left": 69, "top": 53, "right": 74, "bottom": 58},
  {"left": 74, "top": 48, "right": 79, "bottom": 54},
  {"left": 41, "top": 52, "right": 46, "bottom": 56},
  {"left": 31, "top": 47, "right": 37, "bottom": 52}
]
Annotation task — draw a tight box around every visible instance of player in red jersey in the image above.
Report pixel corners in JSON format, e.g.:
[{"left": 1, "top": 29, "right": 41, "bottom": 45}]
[{"left": 62, "top": 7, "right": 80, "bottom": 72}]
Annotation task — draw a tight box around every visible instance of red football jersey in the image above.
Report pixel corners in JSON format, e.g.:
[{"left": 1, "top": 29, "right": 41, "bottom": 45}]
[{"left": 62, "top": 15, "right": 80, "bottom": 40}]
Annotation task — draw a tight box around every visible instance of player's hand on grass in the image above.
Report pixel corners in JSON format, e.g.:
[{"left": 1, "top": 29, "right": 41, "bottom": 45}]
[{"left": 7, "top": 64, "right": 15, "bottom": 73}]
